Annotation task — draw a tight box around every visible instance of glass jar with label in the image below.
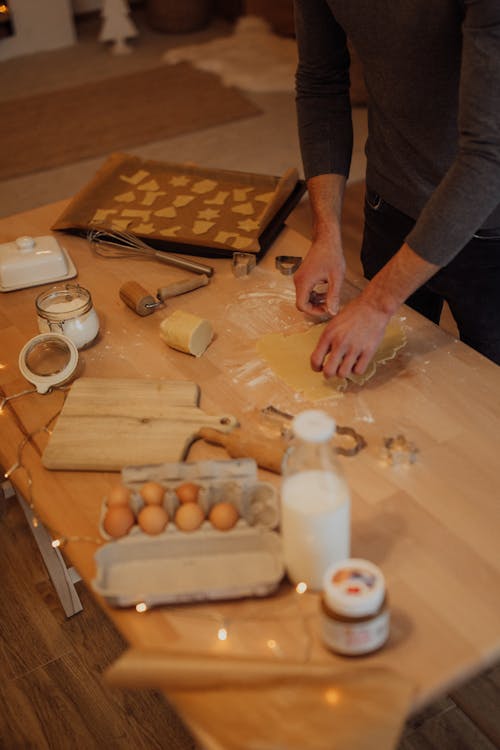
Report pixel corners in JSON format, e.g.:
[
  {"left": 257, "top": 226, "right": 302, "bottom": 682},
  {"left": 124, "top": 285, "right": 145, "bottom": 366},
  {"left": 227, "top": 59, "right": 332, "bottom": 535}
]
[
  {"left": 320, "top": 558, "right": 390, "bottom": 655},
  {"left": 36, "top": 283, "right": 100, "bottom": 350}
]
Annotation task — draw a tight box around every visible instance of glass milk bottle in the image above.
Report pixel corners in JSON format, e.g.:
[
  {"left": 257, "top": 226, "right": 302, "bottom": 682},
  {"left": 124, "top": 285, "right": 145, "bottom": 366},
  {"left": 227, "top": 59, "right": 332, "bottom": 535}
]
[{"left": 281, "top": 410, "right": 351, "bottom": 591}]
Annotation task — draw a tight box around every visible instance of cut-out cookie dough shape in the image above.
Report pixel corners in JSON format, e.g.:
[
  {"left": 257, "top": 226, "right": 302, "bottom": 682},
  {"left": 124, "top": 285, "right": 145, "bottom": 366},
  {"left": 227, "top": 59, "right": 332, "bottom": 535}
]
[
  {"left": 110, "top": 219, "right": 132, "bottom": 230},
  {"left": 160, "top": 226, "right": 182, "bottom": 237},
  {"left": 204, "top": 191, "right": 229, "bottom": 206},
  {"left": 256, "top": 317, "right": 406, "bottom": 401},
  {"left": 155, "top": 206, "right": 177, "bottom": 218},
  {"left": 198, "top": 208, "right": 220, "bottom": 221},
  {"left": 233, "top": 187, "right": 254, "bottom": 201},
  {"left": 137, "top": 179, "right": 160, "bottom": 191},
  {"left": 92, "top": 208, "right": 118, "bottom": 222},
  {"left": 191, "top": 179, "right": 218, "bottom": 194},
  {"left": 232, "top": 236, "right": 253, "bottom": 250},
  {"left": 141, "top": 191, "right": 166, "bottom": 206},
  {"left": 255, "top": 191, "right": 275, "bottom": 203},
  {"left": 214, "top": 231, "right": 239, "bottom": 244},
  {"left": 192, "top": 220, "right": 215, "bottom": 235},
  {"left": 173, "top": 195, "right": 195, "bottom": 208},
  {"left": 121, "top": 209, "right": 152, "bottom": 221},
  {"left": 170, "top": 175, "right": 190, "bottom": 187},
  {"left": 237, "top": 218, "right": 260, "bottom": 232},
  {"left": 132, "top": 223, "right": 156, "bottom": 234},
  {"left": 232, "top": 202, "right": 255, "bottom": 216},
  {"left": 114, "top": 191, "right": 136, "bottom": 203},
  {"left": 120, "top": 170, "right": 150, "bottom": 185}
]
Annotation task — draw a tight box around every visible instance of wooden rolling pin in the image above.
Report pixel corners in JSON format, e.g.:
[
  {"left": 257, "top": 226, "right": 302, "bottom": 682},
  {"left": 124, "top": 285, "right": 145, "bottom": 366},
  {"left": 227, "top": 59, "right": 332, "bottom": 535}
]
[
  {"left": 105, "top": 649, "right": 342, "bottom": 690},
  {"left": 120, "top": 275, "right": 210, "bottom": 316},
  {"left": 197, "top": 426, "right": 287, "bottom": 474}
]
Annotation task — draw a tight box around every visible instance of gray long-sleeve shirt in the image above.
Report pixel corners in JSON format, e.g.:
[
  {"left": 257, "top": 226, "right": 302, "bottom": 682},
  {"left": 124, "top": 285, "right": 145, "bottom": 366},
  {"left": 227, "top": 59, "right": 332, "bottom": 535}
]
[{"left": 294, "top": 0, "right": 500, "bottom": 266}]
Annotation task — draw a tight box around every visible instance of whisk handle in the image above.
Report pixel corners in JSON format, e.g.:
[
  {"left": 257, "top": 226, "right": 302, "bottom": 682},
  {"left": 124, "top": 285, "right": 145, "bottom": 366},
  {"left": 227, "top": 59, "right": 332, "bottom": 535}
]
[{"left": 153, "top": 251, "right": 214, "bottom": 277}]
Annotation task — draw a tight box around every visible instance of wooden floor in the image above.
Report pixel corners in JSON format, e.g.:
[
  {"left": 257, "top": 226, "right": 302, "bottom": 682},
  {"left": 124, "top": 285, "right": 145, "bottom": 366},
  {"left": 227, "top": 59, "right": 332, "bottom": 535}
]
[{"left": 1, "top": 482, "right": 499, "bottom": 749}]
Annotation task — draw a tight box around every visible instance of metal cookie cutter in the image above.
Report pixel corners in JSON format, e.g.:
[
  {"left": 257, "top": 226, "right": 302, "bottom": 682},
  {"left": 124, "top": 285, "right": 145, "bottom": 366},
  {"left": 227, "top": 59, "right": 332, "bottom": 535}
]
[
  {"left": 232, "top": 252, "right": 256, "bottom": 277},
  {"left": 275, "top": 255, "right": 302, "bottom": 275},
  {"left": 261, "top": 405, "right": 366, "bottom": 456}
]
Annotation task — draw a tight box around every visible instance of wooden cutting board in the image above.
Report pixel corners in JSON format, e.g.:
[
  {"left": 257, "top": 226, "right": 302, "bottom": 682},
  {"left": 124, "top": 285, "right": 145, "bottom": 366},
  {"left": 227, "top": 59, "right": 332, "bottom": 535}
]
[{"left": 42, "top": 378, "right": 238, "bottom": 471}]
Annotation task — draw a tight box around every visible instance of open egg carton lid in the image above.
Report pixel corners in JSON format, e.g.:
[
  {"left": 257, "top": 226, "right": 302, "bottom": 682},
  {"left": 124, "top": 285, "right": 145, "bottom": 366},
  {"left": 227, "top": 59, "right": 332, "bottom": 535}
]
[{"left": 92, "top": 458, "right": 284, "bottom": 608}]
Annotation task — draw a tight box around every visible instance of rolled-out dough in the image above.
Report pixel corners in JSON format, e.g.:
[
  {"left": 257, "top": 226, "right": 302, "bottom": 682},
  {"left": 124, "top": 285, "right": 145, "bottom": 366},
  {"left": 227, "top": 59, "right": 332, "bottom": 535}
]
[
  {"left": 256, "top": 317, "right": 406, "bottom": 400},
  {"left": 160, "top": 310, "right": 214, "bottom": 357}
]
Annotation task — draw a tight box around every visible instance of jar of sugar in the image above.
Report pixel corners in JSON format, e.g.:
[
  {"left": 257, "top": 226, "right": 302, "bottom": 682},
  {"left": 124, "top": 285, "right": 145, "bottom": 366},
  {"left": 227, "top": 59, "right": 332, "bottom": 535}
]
[{"left": 36, "top": 283, "right": 99, "bottom": 349}]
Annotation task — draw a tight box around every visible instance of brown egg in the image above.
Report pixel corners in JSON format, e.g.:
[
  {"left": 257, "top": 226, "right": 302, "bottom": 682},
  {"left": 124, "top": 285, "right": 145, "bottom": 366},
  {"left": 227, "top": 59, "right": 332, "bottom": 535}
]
[
  {"left": 103, "top": 505, "right": 135, "bottom": 538},
  {"left": 209, "top": 502, "right": 239, "bottom": 531},
  {"left": 175, "top": 502, "right": 205, "bottom": 532},
  {"left": 140, "top": 481, "right": 165, "bottom": 506},
  {"left": 175, "top": 482, "right": 200, "bottom": 504},
  {"left": 107, "top": 483, "right": 131, "bottom": 507},
  {"left": 137, "top": 505, "right": 168, "bottom": 535}
]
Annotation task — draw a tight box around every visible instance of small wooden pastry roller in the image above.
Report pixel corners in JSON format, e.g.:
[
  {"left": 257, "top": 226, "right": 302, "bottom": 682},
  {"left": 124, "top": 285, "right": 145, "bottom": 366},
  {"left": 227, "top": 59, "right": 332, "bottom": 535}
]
[{"left": 119, "top": 276, "right": 210, "bottom": 316}]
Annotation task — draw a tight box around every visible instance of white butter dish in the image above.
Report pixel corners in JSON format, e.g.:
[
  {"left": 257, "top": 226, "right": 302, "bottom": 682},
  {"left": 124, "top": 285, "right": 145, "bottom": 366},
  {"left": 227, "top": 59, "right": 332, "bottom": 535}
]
[{"left": 0, "top": 235, "right": 77, "bottom": 291}]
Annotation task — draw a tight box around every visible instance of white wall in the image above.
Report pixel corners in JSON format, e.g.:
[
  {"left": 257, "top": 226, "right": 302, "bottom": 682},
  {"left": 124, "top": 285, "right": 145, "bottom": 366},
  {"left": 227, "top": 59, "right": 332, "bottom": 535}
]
[{"left": 0, "top": 0, "right": 76, "bottom": 60}]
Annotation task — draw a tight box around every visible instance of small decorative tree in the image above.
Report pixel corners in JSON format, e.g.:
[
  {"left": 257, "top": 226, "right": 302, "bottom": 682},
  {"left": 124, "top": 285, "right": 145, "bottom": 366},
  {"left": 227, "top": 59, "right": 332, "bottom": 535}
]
[{"left": 99, "top": 0, "right": 138, "bottom": 55}]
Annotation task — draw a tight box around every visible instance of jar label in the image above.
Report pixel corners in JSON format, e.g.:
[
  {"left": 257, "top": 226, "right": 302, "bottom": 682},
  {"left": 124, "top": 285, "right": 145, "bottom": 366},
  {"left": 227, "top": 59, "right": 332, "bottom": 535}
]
[{"left": 321, "top": 609, "right": 390, "bottom": 655}]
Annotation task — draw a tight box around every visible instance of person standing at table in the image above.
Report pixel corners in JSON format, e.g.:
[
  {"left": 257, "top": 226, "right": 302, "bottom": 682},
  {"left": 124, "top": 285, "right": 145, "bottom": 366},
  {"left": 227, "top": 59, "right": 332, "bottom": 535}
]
[{"left": 292, "top": 0, "right": 500, "bottom": 377}]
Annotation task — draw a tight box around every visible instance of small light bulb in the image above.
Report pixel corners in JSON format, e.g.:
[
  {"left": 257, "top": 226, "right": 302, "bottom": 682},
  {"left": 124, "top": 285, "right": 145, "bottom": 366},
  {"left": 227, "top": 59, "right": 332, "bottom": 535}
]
[
  {"left": 296, "top": 582, "right": 308, "bottom": 594},
  {"left": 51, "top": 539, "right": 61, "bottom": 548},
  {"left": 136, "top": 602, "right": 148, "bottom": 613}
]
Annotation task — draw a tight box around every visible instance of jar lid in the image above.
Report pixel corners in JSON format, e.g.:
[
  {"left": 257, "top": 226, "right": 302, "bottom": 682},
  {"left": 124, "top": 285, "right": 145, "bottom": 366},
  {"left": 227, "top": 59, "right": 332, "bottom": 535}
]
[
  {"left": 292, "top": 410, "right": 336, "bottom": 443},
  {"left": 18, "top": 333, "right": 79, "bottom": 394},
  {"left": 323, "top": 558, "right": 386, "bottom": 617}
]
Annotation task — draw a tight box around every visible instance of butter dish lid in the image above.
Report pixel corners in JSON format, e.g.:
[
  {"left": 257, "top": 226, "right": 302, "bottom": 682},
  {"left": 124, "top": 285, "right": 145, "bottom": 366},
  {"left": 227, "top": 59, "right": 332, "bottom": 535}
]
[{"left": 0, "top": 235, "right": 77, "bottom": 292}]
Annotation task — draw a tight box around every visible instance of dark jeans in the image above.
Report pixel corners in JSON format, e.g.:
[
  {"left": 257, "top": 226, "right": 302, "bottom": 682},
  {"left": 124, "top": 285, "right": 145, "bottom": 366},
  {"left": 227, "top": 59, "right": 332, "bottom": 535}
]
[{"left": 361, "top": 187, "right": 500, "bottom": 365}]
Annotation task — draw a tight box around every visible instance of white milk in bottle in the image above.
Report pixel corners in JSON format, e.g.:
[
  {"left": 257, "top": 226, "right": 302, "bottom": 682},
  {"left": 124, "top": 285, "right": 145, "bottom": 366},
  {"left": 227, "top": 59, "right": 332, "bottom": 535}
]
[{"left": 281, "top": 410, "right": 350, "bottom": 590}]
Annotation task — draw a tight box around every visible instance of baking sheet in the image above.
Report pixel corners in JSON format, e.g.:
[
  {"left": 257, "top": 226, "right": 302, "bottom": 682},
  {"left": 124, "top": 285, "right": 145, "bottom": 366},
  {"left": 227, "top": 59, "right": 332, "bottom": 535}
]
[{"left": 51, "top": 152, "right": 305, "bottom": 258}]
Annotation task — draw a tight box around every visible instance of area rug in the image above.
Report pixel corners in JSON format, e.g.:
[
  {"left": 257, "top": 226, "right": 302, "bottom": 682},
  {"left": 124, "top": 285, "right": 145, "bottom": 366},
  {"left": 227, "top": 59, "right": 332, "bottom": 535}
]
[
  {"left": 163, "top": 16, "right": 298, "bottom": 93},
  {"left": 162, "top": 15, "right": 367, "bottom": 105},
  {"left": 1, "top": 62, "right": 261, "bottom": 181}
]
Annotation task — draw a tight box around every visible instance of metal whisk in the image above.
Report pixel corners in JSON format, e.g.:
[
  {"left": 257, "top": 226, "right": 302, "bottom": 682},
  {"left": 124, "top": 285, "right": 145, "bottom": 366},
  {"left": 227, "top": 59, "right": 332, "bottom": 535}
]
[{"left": 87, "top": 226, "right": 214, "bottom": 277}]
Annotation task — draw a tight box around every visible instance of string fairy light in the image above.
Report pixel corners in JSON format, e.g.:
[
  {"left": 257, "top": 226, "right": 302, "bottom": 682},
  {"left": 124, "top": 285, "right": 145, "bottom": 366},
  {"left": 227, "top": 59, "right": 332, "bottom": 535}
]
[{"left": 1, "top": 386, "right": 103, "bottom": 549}]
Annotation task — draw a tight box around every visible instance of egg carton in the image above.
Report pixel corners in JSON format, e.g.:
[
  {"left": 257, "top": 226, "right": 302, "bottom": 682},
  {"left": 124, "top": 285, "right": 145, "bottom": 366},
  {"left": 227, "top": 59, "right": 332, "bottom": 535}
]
[
  {"left": 93, "top": 458, "right": 284, "bottom": 608},
  {"left": 99, "top": 457, "right": 279, "bottom": 541}
]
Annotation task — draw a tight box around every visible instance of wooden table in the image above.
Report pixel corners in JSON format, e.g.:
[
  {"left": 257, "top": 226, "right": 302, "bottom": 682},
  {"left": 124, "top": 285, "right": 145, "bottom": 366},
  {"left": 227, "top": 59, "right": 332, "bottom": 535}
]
[{"left": 1, "top": 200, "right": 500, "bottom": 749}]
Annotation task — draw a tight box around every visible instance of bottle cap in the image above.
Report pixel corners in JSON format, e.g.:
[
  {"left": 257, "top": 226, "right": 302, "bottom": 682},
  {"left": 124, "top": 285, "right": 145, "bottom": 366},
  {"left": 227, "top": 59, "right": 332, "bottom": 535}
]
[
  {"left": 323, "top": 558, "right": 386, "bottom": 617},
  {"left": 292, "top": 410, "right": 336, "bottom": 443}
]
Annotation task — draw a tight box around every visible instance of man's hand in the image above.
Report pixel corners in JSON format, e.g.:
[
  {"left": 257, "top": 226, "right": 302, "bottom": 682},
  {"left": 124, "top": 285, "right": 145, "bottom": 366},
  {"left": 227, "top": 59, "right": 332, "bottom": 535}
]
[
  {"left": 311, "top": 294, "right": 391, "bottom": 378},
  {"left": 294, "top": 234, "right": 346, "bottom": 318}
]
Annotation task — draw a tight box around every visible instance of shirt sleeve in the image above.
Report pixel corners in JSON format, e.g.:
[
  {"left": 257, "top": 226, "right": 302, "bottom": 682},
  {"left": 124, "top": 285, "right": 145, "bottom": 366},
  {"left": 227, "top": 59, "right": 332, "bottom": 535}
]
[
  {"left": 406, "top": 0, "right": 500, "bottom": 266},
  {"left": 293, "top": 0, "right": 353, "bottom": 181}
]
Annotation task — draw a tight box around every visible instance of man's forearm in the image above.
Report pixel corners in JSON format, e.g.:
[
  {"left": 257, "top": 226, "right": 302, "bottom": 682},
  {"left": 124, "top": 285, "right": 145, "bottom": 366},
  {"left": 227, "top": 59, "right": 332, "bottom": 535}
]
[
  {"left": 361, "top": 242, "right": 441, "bottom": 316},
  {"left": 307, "top": 173, "right": 346, "bottom": 242}
]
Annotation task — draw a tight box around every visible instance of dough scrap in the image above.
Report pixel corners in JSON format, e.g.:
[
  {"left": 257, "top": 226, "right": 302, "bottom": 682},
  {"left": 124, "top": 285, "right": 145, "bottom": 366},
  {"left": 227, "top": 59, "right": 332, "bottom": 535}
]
[
  {"left": 132, "top": 222, "right": 155, "bottom": 234},
  {"left": 160, "top": 226, "right": 182, "bottom": 237},
  {"left": 198, "top": 208, "right": 220, "bottom": 220},
  {"left": 110, "top": 219, "right": 132, "bottom": 230},
  {"left": 232, "top": 236, "right": 253, "bottom": 250},
  {"left": 256, "top": 317, "right": 407, "bottom": 400},
  {"left": 121, "top": 209, "right": 152, "bottom": 220},
  {"left": 192, "top": 220, "right": 215, "bottom": 235},
  {"left": 214, "top": 231, "right": 239, "bottom": 244},
  {"left": 233, "top": 187, "right": 254, "bottom": 201},
  {"left": 237, "top": 218, "right": 260, "bottom": 232}
]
